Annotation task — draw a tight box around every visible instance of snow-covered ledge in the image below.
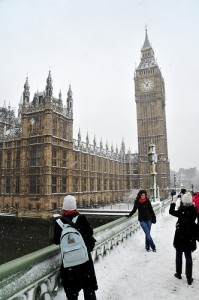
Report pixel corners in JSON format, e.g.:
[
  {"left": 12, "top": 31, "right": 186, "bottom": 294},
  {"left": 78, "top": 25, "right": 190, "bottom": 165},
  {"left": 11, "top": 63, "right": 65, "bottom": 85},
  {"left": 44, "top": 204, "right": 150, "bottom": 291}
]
[{"left": 0, "top": 202, "right": 163, "bottom": 300}]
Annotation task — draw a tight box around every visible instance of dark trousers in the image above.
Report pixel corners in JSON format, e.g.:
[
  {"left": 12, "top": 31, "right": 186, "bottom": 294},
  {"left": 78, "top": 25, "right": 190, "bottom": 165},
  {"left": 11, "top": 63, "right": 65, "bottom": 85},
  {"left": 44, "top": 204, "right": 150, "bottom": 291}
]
[
  {"left": 197, "top": 213, "right": 199, "bottom": 224},
  {"left": 65, "top": 288, "right": 97, "bottom": 300},
  {"left": 176, "top": 249, "right": 192, "bottom": 279}
]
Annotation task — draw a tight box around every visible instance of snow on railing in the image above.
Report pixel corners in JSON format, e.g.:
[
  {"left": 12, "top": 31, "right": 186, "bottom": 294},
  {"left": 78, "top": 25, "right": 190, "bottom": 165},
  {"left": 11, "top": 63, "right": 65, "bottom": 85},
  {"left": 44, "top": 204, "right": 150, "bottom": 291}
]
[{"left": 0, "top": 202, "right": 163, "bottom": 300}]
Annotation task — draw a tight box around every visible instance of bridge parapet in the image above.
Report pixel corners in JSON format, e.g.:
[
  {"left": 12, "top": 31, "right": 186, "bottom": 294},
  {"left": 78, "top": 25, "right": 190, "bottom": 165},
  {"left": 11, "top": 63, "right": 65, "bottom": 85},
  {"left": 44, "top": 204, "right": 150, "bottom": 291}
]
[{"left": 0, "top": 202, "right": 164, "bottom": 300}]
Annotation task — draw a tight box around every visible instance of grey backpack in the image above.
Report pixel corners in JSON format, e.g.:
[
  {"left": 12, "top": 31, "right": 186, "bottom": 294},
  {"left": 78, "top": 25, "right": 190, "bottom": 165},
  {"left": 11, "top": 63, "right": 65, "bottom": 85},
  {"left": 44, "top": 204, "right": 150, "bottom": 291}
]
[{"left": 56, "top": 216, "right": 89, "bottom": 268}]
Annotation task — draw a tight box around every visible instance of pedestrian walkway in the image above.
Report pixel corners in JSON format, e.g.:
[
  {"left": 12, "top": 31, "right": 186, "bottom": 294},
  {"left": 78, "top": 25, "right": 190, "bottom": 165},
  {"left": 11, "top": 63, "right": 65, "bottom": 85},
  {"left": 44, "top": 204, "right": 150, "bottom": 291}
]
[{"left": 55, "top": 206, "right": 199, "bottom": 300}]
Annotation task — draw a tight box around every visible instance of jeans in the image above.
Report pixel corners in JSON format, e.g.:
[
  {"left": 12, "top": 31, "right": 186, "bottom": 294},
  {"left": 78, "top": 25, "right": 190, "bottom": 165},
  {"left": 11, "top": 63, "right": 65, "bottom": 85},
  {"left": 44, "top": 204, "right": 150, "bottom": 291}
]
[
  {"left": 140, "top": 220, "right": 156, "bottom": 250},
  {"left": 176, "top": 249, "right": 192, "bottom": 278}
]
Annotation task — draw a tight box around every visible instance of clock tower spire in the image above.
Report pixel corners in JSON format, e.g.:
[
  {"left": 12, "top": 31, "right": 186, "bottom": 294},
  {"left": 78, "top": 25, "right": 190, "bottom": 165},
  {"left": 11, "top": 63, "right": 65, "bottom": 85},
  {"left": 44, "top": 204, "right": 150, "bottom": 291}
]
[
  {"left": 134, "top": 30, "right": 170, "bottom": 198},
  {"left": 141, "top": 28, "right": 154, "bottom": 54}
]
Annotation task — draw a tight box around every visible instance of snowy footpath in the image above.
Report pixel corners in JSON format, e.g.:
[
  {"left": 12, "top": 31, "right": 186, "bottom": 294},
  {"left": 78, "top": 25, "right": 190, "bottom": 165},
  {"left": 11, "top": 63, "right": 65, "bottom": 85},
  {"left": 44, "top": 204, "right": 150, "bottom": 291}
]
[{"left": 55, "top": 206, "right": 199, "bottom": 300}]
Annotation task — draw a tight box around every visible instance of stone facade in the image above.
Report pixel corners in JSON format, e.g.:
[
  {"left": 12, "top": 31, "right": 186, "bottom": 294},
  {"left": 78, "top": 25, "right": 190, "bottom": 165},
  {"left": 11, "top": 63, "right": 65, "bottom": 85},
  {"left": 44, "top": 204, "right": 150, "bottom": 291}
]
[
  {"left": 0, "top": 72, "right": 139, "bottom": 216},
  {"left": 0, "top": 31, "right": 171, "bottom": 214},
  {"left": 134, "top": 30, "right": 170, "bottom": 198}
]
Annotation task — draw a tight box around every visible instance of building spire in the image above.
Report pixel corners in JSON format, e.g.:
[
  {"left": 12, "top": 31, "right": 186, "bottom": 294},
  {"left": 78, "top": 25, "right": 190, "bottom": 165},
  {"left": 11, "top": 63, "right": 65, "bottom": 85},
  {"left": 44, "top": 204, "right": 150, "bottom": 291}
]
[
  {"left": 66, "top": 85, "right": 73, "bottom": 118},
  {"left": 93, "top": 134, "right": 96, "bottom": 148},
  {"left": 136, "top": 28, "right": 156, "bottom": 68},
  {"left": 100, "top": 138, "right": 103, "bottom": 150},
  {"left": 86, "top": 131, "right": 89, "bottom": 147},
  {"left": 121, "top": 139, "right": 125, "bottom": 153},
  {"left": 141, "top": 27, "right": 152, "bottom": 51},
  {"left": 23, "top": 76, "right": 30, "bottom": 104},
  {"left": 106, "top": 141, "right": 109, "bottom": 151},
  {"left": 78, "top": 128, "right": 81, "bottom": 146},
  {"left": 45, "top": 70, "right": 53, "bottom": 99},
  {"left": 58, "top": 89, "right": 63, "bottom": 108}
]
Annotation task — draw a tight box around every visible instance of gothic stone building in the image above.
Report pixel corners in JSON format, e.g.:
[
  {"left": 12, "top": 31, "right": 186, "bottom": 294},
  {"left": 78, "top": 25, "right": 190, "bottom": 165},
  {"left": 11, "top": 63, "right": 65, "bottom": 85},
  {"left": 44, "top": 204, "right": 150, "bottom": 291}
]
[
  {"left": 0, "top": 72, "right": 139, "bottom": 215},
  {"left": 0, "top": 30, "right": 170, "bottom": 215},
  {"left": 134, "top": 30, "right": 170, "bottom": 198}
]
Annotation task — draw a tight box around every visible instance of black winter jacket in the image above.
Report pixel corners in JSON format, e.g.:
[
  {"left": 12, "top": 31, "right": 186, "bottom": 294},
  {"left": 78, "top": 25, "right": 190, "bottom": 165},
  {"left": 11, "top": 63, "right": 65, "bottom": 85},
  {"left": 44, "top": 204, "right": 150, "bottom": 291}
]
[
  {"left": 169, "top": 203, "right": 198, "bottom": 251},
  {"left": 54, "top": 212, "right": 98, "bottom": 292},
  {"left": 129, "top": 198, "right": 156, "bottom": 222}
]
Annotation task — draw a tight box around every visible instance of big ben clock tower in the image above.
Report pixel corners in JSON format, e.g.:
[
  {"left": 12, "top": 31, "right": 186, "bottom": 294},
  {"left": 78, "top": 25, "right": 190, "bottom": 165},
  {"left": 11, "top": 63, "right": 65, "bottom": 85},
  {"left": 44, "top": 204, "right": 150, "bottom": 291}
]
[{"left": 134, "top": 29, "right": 170, "bottom": 198}]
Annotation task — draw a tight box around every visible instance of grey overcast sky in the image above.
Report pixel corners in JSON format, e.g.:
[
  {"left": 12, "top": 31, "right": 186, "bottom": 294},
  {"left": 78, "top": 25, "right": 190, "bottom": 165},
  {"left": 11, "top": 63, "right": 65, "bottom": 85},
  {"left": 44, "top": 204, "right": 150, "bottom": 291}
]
[{"left": 0, "top": 0, "right": 199, "bottom": 172}]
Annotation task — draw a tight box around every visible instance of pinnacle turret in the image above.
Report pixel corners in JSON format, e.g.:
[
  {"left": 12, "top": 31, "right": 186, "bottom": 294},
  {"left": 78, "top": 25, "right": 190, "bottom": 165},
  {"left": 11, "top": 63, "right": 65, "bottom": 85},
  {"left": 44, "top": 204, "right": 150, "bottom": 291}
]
[
  {"left": 66, "top": 85, "right": 73, "bottom": 118},
  {"left": 78, "top": 128, "right": 81, "bottom": 146},
  {"left": 45, "top": 71, "right": 53, "bottom": 98},
  {"left": 93, "top": 135, "right": 96, "bottom": 148},
  {"left": 23, "top": 76, "right": 30, "bottom": 104},
  {"left": 100, "top": 138, "right": 103, "bottom": 150},
  {"left": 86, "top": 132, "right": 89, "bottom": 147},
  {"left": 58, "top": 89, "right": 63, "bottom": 108}
]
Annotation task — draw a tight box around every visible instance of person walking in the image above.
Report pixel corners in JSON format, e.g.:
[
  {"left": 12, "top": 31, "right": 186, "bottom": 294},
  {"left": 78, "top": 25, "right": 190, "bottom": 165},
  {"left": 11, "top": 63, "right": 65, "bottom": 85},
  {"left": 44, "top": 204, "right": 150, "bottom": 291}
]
[
  {"left": 127, "top": 189, "right": 156, "bottom": 252},
  {"left": 171, "top": 189, "right": 176, "bottom": 199},
  {"left": 54, "top": 195, "right": 98, "bottom": 300},
  {"left": 169, "top": 193, "right": 198, "bottom": 285},
  {"left": 178, "top": 188, "right": 187, "bottom": 201},
  {"left": 192, "top": 192, "right": 199, "bottom": 224},
  {"left": 180, "top": 188, "right": 187, "bottom": 195}
]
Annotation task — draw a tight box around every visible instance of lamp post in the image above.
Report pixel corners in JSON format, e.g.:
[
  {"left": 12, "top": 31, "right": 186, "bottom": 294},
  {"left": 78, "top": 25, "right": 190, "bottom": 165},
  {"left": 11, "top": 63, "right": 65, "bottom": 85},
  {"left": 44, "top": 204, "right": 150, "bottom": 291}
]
[
  {"left": 147, "top": 144, "right": 158, "bottom": 202},
  {"left": 174, "top": 173, "right": 176, "bottom": 192}
]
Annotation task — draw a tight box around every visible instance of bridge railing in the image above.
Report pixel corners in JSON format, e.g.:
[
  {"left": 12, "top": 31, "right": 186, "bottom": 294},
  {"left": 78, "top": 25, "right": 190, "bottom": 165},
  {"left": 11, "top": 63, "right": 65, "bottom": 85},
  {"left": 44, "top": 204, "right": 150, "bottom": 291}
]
[{"left": 0, "top": 201, "right": 167, "bottom": 300}]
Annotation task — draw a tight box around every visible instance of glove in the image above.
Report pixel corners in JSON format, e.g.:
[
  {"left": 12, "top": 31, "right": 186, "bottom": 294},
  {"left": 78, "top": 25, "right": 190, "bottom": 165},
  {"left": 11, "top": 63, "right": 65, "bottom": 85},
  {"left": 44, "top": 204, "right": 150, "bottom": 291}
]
[{"left": 172, "top": 195, "right": 178, "bottom": 203}]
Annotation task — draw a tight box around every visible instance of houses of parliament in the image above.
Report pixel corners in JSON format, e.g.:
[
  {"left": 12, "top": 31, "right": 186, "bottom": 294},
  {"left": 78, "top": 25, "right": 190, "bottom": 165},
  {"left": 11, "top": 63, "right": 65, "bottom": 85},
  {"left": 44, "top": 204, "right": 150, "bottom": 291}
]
[{"left": 0, "top": 30, "right": 170, "bottom": 216}]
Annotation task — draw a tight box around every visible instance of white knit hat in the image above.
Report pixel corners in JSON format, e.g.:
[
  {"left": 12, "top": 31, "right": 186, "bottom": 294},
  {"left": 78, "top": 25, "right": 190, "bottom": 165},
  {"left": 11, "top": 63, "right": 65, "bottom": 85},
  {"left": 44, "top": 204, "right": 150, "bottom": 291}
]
[
  {"left": 173, "top": 195, "right": 178, "bottom": 202},
  {"left": 62, "top": 195, "right": 77, "bottom": 210},
  {"left": 182, "top": 193, "right": 193, "bottom": 205}
]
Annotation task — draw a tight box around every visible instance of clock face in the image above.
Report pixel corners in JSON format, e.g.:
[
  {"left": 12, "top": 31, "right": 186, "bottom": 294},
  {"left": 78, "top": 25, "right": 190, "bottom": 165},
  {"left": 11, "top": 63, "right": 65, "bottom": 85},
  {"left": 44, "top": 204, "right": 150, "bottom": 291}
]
[{"left": 140, "top": 79, "right": 154, "bottom": 92}]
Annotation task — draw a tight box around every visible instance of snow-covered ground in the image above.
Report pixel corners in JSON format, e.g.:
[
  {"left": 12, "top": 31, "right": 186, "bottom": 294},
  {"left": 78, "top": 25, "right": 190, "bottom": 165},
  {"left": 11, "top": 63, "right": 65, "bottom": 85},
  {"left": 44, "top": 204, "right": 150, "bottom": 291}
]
[{"left": 55, "top": 205, "right": 199, "bottom": 300}]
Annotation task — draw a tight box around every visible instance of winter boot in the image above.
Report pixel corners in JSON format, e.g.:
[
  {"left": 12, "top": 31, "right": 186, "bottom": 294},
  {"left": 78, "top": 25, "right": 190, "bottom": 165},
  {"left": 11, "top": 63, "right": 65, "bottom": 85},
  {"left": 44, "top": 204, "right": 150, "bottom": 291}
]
[
  {"left": 187, "top": 277, "right": 193, "bottom": 285},
  {"left": 174, "top": 273, "right": 182, "bottom": 279}
]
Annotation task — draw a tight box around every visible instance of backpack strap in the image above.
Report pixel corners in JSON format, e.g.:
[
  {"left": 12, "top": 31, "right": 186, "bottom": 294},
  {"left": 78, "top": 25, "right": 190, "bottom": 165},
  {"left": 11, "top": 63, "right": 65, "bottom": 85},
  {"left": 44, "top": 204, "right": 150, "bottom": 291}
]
[
  {"left": 56, "top": 218, "right": 65, "bottom": 229},
  {"left": 72, "top": 215, "right": 78, "bottom": 224},
  {"left": 63, "top": 215, "right": 79, "bottom": 228},
  {"left": 56, "top": 216, "right": 79, "bottom": 229}
]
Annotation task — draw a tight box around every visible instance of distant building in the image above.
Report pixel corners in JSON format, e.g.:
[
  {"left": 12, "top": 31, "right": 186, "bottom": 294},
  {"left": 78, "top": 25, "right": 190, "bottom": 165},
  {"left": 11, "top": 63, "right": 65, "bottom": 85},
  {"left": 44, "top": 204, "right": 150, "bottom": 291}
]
[
  {"left": 0, "top": 72, "right": 139, "bottom": 215},
  {"left": 171, "top": 168, "right": 199, "bottom": 191},
  {"left": 134, "top": 29, "right": 170, "bottom": 198}
]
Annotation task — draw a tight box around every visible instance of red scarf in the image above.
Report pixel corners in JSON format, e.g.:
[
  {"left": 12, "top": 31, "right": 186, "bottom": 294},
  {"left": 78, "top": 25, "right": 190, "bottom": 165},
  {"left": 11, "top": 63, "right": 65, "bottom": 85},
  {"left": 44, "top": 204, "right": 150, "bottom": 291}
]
[
  {"left": 139, "top": 198, "right": 146, "bottom": 204},
  {"left": 63, "top": 210, "right": 77, "bottom": 216}
]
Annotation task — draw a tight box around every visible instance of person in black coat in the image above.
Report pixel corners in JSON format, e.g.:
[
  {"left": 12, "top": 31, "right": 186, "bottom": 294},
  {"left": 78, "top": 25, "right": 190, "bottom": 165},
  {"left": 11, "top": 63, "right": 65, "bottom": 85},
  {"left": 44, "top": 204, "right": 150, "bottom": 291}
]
[
  {"left": 169, "top": 193, "right": 198, "bottom": 285},
  {"left": 127, "top": 190, "right": 156, "bottom": 252},
  {"left": 54, "top": 195, "right": 98, "bottom": 300}
]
